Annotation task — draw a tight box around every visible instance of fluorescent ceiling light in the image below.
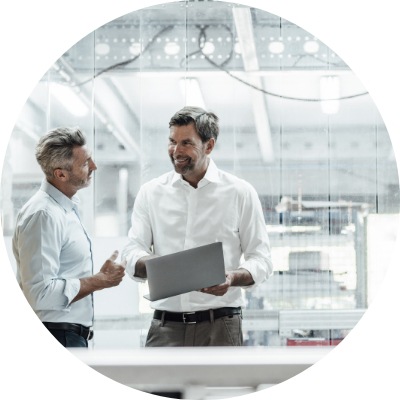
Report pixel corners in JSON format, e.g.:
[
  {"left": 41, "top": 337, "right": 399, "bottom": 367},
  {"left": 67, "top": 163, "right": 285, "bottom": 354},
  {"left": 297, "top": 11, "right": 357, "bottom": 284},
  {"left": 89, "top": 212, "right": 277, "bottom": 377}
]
[
  {"left": 268, "top": 41, "right": 285, "bottom": 54},
  {"left": 202, "top": 41, "right": 215, "bottom": 55},
  {"left": 164, "top": 42, "right": 180, "bottom": 55},
  {"left": 95, "top": 43, "right": 110, "bottom": 55},
  {"left": 303, "top": 40, "right": 319, "bottom": 54},
  {"left": 179, "top": 78, "right": 205, "bottom": 108},
  {"left": 51, "top": 83, "right": 89, "bottom": 116},
  {"left": 320, "top": 75, "right": 340, "bottom": 114}
]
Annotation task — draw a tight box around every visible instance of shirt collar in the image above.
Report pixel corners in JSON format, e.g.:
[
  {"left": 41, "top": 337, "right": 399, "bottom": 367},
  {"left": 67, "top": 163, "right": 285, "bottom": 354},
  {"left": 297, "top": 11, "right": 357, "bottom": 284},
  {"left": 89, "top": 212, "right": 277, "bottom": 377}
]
[
  {"left": 202, "top": 158, "right": 220, "bottom": 184},
  {"left": 171, "top": 158, "right": 221, "bottom": 187},
  {"left": 40, "top": 179, "right": 80, "bottom": 212}
]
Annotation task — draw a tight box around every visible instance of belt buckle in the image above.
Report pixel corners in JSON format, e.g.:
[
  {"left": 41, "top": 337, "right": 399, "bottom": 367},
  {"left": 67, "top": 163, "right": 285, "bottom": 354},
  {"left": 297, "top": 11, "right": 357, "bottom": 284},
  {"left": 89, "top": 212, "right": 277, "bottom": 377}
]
[{"left": 182, "top": 312, "right": 196, "bottom": 324}]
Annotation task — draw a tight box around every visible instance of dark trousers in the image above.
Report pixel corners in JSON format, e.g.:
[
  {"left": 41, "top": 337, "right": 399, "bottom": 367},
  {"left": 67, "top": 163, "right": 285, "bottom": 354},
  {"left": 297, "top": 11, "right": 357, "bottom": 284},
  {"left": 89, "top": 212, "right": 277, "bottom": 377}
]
[{"left": 47, "top": 328, "right": 88, "bottom": 348}]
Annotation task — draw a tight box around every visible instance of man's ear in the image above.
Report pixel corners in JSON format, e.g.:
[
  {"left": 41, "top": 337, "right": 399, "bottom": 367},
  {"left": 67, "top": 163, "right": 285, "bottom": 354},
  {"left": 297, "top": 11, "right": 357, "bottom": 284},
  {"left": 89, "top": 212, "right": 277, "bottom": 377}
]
[
  {"left": 205, "top": 138, "right": 215, "bottom": 154},
  {"left": 53, "top": 168, "right": 68, "bottom": 181}
]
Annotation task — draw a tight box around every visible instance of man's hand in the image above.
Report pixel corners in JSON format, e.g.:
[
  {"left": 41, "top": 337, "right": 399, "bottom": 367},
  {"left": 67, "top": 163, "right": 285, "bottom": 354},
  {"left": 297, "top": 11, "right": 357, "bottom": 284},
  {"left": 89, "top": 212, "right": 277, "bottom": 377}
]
[
  {"left": 200, "top": 273, "right": 233, "bottom": 296},
  {"left": 72, "top": 251, "right": 126, "bottom": 303},
  {"left": 200, "top": 268, "right": 255, "bottom": 296},
  {"left": 134, "top": 255, "right": 157, "bottom": 279},
  {"left": 97, "top": 250, "right": 126, "bottom": 288}
]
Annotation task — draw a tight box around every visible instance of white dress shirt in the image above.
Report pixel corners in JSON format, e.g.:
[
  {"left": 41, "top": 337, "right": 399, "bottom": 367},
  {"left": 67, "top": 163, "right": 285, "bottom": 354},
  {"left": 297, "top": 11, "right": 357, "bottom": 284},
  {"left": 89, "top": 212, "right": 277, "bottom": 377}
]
[
  {"left": 12, "top": 180, "right": 93, "bottom": 326},
  {"left": 122, "top": 159, "right": 273, "bottom": 312}
]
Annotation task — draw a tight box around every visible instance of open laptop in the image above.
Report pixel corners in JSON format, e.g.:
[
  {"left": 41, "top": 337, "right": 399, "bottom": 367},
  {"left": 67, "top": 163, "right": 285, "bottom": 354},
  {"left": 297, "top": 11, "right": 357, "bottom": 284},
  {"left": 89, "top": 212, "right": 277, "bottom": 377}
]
[{"left": 143, "top": 242, "right": 226, "bottom": 301}]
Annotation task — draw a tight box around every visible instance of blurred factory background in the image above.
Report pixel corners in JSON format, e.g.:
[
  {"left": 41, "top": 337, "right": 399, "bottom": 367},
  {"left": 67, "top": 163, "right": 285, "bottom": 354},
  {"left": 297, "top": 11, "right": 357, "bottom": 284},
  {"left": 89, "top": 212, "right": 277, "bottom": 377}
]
[{"left": 1, "top": 0, "right": 399, "bottom": 355}]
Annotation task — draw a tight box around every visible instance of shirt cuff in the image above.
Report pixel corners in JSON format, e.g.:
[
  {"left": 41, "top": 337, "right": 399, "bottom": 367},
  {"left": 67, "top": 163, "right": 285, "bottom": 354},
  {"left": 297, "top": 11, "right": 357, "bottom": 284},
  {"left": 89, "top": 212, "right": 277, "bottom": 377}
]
[
  {"left": 239, "top": 259, "right": 270, "bottom": 289},
  {"left": 63, "top": 278, "right": 80, "bottom": 306}
]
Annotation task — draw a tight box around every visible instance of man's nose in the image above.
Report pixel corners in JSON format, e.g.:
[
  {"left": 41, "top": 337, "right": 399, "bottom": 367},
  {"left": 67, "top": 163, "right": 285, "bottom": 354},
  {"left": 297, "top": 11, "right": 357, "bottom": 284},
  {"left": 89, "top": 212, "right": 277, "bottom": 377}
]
[
  {"left": 89, "top": 159, "right": 97, "bottom": 170},
  {"left": 173, "top": 143, "right": 184, "bottom": 153}
]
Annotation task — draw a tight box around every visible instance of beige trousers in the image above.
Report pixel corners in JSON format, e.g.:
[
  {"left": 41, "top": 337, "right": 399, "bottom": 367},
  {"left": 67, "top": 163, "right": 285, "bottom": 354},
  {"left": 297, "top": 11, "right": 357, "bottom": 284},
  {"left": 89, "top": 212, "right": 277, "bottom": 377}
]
[{"left": 145, "top": 314, "right": 243, "bottom": 347}]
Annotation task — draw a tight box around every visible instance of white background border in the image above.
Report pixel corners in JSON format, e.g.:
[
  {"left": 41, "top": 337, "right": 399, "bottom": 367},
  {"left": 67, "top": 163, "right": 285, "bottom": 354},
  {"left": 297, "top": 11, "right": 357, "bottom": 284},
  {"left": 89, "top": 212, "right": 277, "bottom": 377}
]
[{"left": 1, "top": 1, "right": 399, "bottom": 399}]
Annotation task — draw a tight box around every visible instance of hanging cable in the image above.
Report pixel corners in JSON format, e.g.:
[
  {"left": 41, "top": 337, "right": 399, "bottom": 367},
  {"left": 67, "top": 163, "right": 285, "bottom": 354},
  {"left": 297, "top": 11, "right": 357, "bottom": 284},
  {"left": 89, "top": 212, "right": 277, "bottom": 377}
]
[
  {"left": 74, "top": 25, "right": 175, "bottom": 87},
  {"left": 195, "top": 24, "right": 369, "bottom": 102},
  {"left": 67, "top": 22, "right": 368, "bottom": 102}
]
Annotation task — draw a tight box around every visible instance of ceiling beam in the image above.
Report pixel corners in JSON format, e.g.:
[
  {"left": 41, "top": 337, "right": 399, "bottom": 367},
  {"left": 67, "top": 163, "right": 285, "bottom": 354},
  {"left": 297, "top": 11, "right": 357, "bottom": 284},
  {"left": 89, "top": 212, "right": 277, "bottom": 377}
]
[
  {"left": 232, "top": 6, "right": 274, "bottom": 163},
  {"left": 55, "top": 58, "right": 140, "bottom": 156}
]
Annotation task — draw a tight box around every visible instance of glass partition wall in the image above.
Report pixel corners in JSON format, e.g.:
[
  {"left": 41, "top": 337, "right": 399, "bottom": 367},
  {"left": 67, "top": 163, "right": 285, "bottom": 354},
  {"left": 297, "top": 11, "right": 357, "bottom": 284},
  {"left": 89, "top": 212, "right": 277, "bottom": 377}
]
[{"left": 2, "top": 1, "right": 399, "bottom": 348}]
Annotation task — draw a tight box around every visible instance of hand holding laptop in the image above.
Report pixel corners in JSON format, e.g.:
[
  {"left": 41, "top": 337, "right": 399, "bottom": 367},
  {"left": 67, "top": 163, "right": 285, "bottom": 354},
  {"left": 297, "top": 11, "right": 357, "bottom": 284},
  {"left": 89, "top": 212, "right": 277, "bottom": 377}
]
[{"left": 200, "top": 273, "right": 231, "bottom": 296}]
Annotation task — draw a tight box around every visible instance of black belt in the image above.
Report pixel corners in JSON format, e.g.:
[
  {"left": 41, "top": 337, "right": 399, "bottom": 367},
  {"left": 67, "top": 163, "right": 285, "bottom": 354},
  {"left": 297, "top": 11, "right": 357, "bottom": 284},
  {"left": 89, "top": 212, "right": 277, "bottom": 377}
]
[
  {"left": 153, "top": 307, "right": 242, "bottom": 324},
  {"left": 43, "top": 322, "right": 93, "bottom": 341}
]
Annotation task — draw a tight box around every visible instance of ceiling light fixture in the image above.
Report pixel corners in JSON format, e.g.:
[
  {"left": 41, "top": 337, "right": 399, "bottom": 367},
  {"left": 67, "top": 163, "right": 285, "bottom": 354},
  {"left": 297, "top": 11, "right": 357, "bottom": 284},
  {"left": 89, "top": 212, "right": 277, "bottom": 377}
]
[
  {"left": 268, "top": 41, "right": 285, "bottom": 54},
  {"left": 201, "top": 41, "right": 215, "bottom": 55},
  {"left": 164, "top": 42, "right": 180, "bottom": 55},
  {"left": 95, "top": 43, "right": 110, "bottom": 55},
  {"left": 303, "top": 40, "right": 319, "bottom": 54}
]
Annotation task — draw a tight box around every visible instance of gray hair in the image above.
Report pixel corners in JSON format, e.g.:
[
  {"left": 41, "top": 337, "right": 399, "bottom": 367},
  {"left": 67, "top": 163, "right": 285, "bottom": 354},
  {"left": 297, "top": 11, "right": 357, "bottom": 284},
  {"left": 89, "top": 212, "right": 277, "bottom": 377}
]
[
  {"left": 35, "top": 127, "right": 86, "bottom": 179},
  {"left": 169, "top": 106, "right": 219, "bottom": 142}
]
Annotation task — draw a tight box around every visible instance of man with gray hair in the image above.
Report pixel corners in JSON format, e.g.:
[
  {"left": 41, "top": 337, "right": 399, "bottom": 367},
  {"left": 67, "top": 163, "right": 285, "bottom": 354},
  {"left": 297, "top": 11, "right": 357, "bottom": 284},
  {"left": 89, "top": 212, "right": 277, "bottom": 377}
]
[
  {"left": 13, "top": 127, "right": 126, "bottom": 348},
  {"left": 122, "top": 106, "right": 273, "bottom": 346}
]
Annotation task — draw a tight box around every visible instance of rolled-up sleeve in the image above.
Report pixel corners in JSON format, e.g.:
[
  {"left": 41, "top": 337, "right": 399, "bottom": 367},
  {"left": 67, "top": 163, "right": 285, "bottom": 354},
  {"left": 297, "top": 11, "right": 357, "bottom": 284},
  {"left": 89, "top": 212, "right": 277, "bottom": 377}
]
[
  {"left": 238, "top": 184, "right": 273, "bottom": 287},
  {"left": 63, "top": 278, "right": 81, "bottom": 306}
]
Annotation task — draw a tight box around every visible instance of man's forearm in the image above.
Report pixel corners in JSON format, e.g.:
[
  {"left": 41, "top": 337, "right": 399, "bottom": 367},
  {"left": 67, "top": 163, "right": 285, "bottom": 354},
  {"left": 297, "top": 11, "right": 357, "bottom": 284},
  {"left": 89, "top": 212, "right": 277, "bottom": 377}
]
[
  {"left": 230, "top": 268, "right": 255, "bottom": 287},
  {"left": 72, "top": 275, "right": 104, "bottom": 303}
]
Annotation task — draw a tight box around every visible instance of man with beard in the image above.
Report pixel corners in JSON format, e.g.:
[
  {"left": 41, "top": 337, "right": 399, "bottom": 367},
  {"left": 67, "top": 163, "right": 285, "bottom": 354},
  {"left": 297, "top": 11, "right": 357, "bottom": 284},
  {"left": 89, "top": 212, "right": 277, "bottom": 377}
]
[
  {"left": 122, "top": 106, "right": 273, "bottom": 347},
  {"left": 13, "top": 127, "right": 126, "bottom": 348}
]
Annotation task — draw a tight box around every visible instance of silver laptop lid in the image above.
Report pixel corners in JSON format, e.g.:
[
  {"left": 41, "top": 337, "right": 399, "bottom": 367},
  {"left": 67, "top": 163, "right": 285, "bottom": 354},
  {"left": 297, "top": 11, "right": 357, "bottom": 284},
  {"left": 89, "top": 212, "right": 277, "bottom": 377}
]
[{"left": 143, "top": 242, "right": 226, "bottom": 301}]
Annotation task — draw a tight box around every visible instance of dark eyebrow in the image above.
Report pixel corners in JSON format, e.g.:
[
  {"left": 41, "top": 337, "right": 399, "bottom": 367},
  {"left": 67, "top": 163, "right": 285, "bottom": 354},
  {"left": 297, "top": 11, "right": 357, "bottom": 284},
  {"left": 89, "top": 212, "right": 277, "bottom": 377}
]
[{"left": 168, "top": 137, "right": 194, "bottom": 144}]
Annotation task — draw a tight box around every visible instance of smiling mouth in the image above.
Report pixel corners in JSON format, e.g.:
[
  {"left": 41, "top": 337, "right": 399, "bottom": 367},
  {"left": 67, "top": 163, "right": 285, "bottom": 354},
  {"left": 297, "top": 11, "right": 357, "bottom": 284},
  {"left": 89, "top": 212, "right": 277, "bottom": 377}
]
[{"left": 174, "top": 157, "right": 190, "bottom": 166}]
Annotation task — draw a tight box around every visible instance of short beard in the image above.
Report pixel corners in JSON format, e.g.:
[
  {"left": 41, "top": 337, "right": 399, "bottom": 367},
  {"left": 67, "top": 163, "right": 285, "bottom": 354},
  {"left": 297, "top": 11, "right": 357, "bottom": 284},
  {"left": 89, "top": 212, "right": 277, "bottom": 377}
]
[
  {"left": 170, "top": 156, "right": 194, "bottom": 175},
  {"left": 69, "top": 173, "right": 90, "bottom": 189}
]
